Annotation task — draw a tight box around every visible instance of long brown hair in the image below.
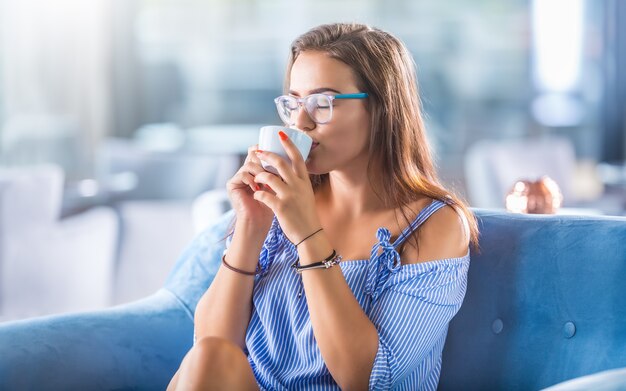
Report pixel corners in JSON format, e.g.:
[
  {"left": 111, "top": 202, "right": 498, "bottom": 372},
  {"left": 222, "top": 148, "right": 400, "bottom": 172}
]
[{"left": 286, "top": 23, "right": 479, "bottom": 249}]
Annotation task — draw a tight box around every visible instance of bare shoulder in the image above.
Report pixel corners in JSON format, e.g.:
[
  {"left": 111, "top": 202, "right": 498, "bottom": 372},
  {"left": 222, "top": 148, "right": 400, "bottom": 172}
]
[{"left": 400, "top": 201, "right": 470, "bottom": 265}]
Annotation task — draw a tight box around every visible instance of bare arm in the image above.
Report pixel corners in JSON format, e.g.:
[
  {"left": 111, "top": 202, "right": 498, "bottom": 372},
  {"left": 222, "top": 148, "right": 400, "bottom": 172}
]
[
  {"left": 194, "top": 144, "right": 274, "bottom": 350},
  {"left": 297, "top": 235, "right": 378, "bottom": 390},
  {"left": 193, "top": 218, "right": 269, "bottom": 350}
]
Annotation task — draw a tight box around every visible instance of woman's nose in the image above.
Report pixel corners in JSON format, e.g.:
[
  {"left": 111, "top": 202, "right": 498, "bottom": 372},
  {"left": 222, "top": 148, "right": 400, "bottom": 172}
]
[{"left": 294, "top": 104, "right": 316, "bottom": 131}]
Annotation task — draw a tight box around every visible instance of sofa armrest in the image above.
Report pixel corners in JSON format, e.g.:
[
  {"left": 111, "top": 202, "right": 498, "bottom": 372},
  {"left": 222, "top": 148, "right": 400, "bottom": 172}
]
[{"left": 0, "top": 289, "right": 193, "bottom": 390}]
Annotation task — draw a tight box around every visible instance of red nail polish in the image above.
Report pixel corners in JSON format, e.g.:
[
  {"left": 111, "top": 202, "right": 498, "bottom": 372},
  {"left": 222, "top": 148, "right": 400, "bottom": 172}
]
[
  {"left": 279, "top": 131, "right": 288, "bottom": 141},
  {"left": 255, "top": 149, "right": 263, "bottom": 153}
]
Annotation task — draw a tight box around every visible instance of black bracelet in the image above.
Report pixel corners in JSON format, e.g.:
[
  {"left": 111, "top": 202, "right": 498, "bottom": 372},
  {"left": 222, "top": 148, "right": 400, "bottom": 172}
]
[
  {"left": 291, "top": 250, "right": 342, "bottom": 274},
  {"left": 294, "top": 228, "right": 324, "bottom": 247}
]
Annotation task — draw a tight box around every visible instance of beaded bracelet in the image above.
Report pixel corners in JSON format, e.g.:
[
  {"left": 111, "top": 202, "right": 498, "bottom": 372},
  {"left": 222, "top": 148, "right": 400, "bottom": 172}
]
[{"left": 291, "top": 249, "right": 342, "bottom": 274}]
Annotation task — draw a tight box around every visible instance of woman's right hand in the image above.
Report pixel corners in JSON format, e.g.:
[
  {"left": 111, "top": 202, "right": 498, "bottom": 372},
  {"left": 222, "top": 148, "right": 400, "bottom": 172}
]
[{"left": 226, "top": 145, "right": 275, "bottom": 228}]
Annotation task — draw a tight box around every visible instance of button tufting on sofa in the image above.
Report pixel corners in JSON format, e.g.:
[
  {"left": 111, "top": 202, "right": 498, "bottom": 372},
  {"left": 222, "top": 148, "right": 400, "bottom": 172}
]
[
  {"left": 492, "top": 318, "right": 504, "bottom": 334},
  {"left": 563, "top": 322, "right": 576, "bottom": 339}
]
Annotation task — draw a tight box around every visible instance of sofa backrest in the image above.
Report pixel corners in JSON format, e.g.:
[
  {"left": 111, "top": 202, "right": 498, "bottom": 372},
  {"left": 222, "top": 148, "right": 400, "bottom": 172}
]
[{"left": 439, "top": 209, "right": 626, "bottom": 390}]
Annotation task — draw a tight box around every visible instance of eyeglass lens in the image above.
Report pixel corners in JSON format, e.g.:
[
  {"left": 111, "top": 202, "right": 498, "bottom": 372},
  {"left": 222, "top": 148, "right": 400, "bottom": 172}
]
[{"left": 277, "top": 94, "right": 332, "bottom": 125}]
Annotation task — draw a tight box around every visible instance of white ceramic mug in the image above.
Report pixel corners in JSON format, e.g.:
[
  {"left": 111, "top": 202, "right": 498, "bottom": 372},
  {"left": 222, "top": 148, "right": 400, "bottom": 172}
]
[{"left": 258, "top": 126, "right": 312, "bottom": 175}]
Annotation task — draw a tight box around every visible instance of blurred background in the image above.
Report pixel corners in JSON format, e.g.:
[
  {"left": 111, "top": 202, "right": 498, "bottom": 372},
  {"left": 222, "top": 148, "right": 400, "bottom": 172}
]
[{"left": 0, "top": 0, "right": 625, "bottom": 321}]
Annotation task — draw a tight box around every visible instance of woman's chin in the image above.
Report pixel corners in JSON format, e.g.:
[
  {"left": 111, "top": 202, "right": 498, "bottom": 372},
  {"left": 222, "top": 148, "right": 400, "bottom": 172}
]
[{"left": 305, "top": 161, "right": 323, "bottom": 176}]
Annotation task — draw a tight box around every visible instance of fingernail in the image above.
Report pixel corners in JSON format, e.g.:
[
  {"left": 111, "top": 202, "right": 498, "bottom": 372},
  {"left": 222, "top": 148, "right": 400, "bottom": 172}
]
[
  {"left": 255, "top": 184, "right": 261, "bottom": 191},
  {"left": 254, "top": 149, "right": 263, "bottom": 154},
  {"left": 279, "top": 131, "right": 289, "bottom": 141}
]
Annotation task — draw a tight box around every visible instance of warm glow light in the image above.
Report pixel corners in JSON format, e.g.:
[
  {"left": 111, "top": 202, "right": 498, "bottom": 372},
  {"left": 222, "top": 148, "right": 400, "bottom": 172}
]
[
  {"left": 506, "top": 183, "right": 529, "bottom": 214},
  {"left": 542, "top": 176, "right": 564, "bottom": 209}
]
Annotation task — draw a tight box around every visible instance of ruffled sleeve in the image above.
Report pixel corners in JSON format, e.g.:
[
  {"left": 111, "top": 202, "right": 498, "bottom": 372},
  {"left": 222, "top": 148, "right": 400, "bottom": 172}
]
[
  {"left": 367, "top": 256, "right": 470, "bottom": 390},
  {"left": 256, "top": 216, "right": 282, "bottom": 277}
]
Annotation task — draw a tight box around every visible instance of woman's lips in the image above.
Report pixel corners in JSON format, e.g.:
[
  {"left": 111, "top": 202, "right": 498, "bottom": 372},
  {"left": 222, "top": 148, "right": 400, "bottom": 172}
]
[{"left": 311, "top": 142, "right": 320, "bottom": 150}]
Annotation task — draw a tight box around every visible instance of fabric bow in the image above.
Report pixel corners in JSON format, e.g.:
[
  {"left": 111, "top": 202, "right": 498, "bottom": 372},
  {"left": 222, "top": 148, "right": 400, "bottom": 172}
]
[
  {"left": 257, "top": 217, "right": 282, "bottom": 275},
  {"left": 364, "top": 227, "right": 402, "bottom": 304}
]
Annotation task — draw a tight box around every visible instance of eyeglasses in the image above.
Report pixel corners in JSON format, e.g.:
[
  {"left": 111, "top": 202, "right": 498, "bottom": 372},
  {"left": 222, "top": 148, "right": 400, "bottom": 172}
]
[{"left": 274, "top": 92, "right": 368, "bottom": 125}]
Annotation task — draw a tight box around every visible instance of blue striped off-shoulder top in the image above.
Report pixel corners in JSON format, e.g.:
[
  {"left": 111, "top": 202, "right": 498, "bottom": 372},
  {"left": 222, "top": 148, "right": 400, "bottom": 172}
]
[{"left": 236, "top": 199, "right": 469, "bottom": 390}]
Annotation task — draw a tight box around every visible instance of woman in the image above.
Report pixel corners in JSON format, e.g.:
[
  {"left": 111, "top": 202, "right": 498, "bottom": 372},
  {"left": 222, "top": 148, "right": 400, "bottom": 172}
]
[{"left": 168, "top": 22, "right": 479, "bottom": 390}]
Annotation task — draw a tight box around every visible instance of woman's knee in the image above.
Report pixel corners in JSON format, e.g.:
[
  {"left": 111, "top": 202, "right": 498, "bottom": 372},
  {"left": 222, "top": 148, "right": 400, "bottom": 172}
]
[
  {"left": 191, "top": 336, "right": 247, "bottom": 373},
  {"left": 183, "top": 336, "right": 257, "bottom": 389},
  {"left": 172, "top": 337, "right": 256, "bottom": 390}
]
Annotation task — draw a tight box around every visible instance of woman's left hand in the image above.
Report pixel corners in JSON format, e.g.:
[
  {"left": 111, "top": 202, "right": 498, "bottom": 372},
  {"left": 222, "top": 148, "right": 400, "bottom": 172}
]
[{"left": 253, "top": 132, "right": 321, "bottom": 244}]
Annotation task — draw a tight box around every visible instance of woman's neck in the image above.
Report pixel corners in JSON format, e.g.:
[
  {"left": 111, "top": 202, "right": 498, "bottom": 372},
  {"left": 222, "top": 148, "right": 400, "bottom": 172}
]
[{"left": 316, "top": 171, "right": 387, "bottom": 219}]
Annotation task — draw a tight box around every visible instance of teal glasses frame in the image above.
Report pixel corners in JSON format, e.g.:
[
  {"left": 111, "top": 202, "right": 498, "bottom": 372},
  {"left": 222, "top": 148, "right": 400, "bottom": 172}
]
[{"left": 274, "top": 92, "right": 368, "bottom": 125}]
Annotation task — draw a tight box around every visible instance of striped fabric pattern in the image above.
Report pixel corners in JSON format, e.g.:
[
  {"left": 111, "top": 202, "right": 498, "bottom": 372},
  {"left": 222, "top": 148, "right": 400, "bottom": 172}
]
[{"left": 237, "top": 199, "right": 469, "bottom": 390}]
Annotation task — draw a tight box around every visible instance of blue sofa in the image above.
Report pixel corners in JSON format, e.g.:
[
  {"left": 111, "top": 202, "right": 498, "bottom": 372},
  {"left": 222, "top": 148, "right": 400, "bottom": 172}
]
[{"left": 1, "top": 209, "right": 625, "bottom": 390}]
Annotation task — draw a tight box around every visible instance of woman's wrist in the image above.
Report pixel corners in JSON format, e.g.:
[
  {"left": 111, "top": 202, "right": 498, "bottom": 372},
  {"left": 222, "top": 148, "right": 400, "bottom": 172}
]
[
  {"left": 293, "top": 227, "right": 324, "bottom": 247},
  {"left": 224, "top": 217, "right": 272, "bottom": 271},
  {"left": 234, "top": 215, "right": 272, "bottom": 242},
  {"left": 296, "top": 232, "right": 334, "bottom": 267}
]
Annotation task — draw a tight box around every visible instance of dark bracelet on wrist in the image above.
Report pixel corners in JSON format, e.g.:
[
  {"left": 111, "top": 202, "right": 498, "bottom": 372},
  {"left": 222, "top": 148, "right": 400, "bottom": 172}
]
[
  {"left": 221, "top": 252, "right": 260, "bottom": 276},
  {"left": 291, "top": 249, "right": 342, "bottom": 274},
  {"left": 294, "top": 228, "right": 324, "bottom": 247}
]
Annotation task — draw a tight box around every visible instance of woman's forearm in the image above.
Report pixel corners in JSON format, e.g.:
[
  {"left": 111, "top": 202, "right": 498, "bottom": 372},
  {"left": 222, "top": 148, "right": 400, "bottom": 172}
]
[
  {"left": 297, "top": 234, "right": 379, "bottom": 390},
  {"left": 194, "top": 218, "right": 269, "bottom": 350}
]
